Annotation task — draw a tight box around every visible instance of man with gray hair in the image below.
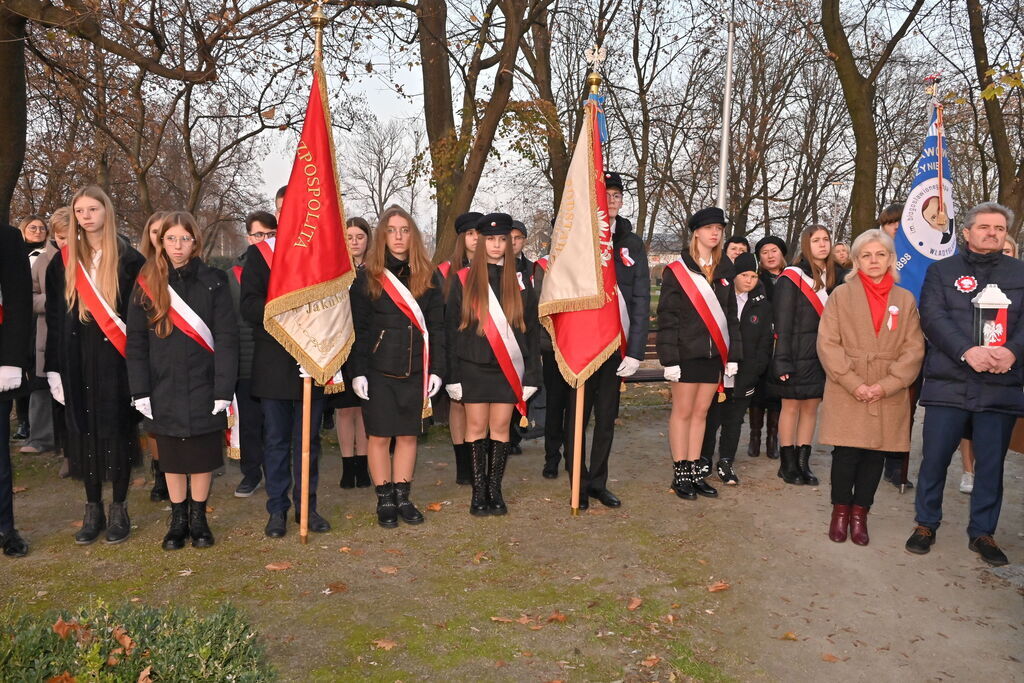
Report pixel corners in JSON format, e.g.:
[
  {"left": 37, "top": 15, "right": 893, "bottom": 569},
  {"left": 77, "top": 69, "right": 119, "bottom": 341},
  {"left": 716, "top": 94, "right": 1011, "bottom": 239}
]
[{"left": 906, "top": 202, "right": 1022, "bottom": 566}]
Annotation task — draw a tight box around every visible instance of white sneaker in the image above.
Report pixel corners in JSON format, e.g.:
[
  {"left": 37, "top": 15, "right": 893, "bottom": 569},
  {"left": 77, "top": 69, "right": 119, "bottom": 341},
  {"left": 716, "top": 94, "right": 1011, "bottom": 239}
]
[{"left": 959, "top": 472, "right": 974, "bottom": 494}]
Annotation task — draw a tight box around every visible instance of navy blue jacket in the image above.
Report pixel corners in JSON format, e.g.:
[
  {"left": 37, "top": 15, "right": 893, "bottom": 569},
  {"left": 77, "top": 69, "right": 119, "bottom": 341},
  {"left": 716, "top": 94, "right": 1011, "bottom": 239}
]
[{"left": 919, "top": 249, "right": 1024, "bottom": 415}]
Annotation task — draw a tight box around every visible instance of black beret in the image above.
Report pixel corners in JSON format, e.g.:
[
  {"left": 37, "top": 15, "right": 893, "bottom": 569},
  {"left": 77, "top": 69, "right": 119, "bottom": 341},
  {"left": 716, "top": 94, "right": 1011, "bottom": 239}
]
[
  {"left": 478, "top": 212, "right": 513, "bottom": 237},
  {"left": 688, "top": 207, "right": 727, "bottom": 233},
  {"left": 754, "top": 235, "right": 788, "bottom": 258},
  {"left": 725, "top": 234, "right": 750, "bottom": 250},
  {"left": 455, "top": 211, "right": 483, "bottom": 235},
  {"left": 604, "top": 172, "right": 624, "bottom": 191},
  {"left": 733, "top": 252, "right": 758, "bottom": 275},
  {"left": 511, "top": 220, "right": 527, "bottom": 237}
]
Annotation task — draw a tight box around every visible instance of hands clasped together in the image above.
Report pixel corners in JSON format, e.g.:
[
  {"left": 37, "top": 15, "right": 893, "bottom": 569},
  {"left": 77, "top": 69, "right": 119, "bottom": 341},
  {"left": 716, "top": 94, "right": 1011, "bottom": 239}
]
[{"left": 964, "top": 345, "right": 1016, "bottom": 375}]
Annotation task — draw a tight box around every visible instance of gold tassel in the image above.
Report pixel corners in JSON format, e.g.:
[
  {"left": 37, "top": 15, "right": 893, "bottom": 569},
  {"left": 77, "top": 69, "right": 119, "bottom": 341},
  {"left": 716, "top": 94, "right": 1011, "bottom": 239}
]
[
  {"left": 619, "top": 380, "right": 626, "bottom": 393},
  {"left": 520, "top": 415, "right": 529, "bottom": 428},
  {"left": 717, "top": 391, "right": 726, "bottom": 403}
]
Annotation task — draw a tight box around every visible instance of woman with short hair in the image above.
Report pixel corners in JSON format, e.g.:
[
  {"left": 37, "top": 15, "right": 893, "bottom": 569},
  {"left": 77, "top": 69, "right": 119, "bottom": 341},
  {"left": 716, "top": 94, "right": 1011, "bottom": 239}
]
[{"left": 817, "top": 229, "right": 924, "bottom": 544}]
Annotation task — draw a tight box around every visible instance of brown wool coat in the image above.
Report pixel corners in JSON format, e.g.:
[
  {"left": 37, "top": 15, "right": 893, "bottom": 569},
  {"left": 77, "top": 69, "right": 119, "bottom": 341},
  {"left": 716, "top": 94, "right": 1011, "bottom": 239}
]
[{"left": 816, "top": 276, "right": 925, "bottom": 451}]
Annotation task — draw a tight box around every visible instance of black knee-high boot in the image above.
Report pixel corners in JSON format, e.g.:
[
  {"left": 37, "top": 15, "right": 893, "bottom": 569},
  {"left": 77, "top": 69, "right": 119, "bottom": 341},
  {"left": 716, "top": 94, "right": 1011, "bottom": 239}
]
[
  {"left": 747, "top": 406, "right": 764, "bottom": 458},
  {"left": 469, "top": 439, "right": 490, "bottom": 516},
  {"left": 488, "top": 440, "right": 510, "bottom": 515}
]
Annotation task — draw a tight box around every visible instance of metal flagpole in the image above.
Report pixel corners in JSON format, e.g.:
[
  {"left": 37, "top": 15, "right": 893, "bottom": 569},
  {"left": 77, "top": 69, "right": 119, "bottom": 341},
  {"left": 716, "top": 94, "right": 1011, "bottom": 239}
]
[{"left": 716, "top": 0, "right": 735, "bottom": 211}]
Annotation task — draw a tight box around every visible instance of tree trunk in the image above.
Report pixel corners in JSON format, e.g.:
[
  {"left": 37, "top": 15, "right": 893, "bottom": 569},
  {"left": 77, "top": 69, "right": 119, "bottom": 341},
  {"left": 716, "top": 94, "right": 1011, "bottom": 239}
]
[
  {"left": 0, "top": 8, "right": 27, "bottom": 225},
  {"left": 530, "top": 8, "right": 569, "bottom": 211}
]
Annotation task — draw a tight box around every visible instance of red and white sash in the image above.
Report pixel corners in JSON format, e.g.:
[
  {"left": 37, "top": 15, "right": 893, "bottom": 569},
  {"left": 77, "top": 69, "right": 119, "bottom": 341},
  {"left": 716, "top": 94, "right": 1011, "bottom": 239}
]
[
  {"left": 667, "top": 259, "right": 730, "bottom": 380},
  {"left": 61, "top": 246, "right": 127, "bottom": 357},
  {"left": 458, "top": 268, "right": 527, "bottom": 416},
  {"left": 378, "top": 269, "right": 432, "bottom": 418},
  {"left": 255, "top": 237, "right": 275, "bottom": 267},
  {"left": 231, "top": 265, "right": 243, "bottom": 284},
  {"left": 137, "top": 275, "right": 240, "bottom": 458},
  {"left": 779, "top": 266, "right": 827, "bottom": 316}
]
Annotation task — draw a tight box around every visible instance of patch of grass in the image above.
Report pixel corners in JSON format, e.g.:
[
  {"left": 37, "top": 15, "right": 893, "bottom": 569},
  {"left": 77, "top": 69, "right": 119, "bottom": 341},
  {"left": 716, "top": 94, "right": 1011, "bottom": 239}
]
[{"left": 0, "top": 600, "right": 274, "bottom": 682}]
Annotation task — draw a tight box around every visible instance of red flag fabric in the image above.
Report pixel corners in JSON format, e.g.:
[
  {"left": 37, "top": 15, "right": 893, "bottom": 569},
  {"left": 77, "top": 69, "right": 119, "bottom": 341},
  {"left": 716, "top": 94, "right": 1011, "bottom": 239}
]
[
  {"left": 537, "top": 99, "right": 621, "bottom": 387},
  {"left": 264, "top": 66, "right": 355, "bottom": 385}
]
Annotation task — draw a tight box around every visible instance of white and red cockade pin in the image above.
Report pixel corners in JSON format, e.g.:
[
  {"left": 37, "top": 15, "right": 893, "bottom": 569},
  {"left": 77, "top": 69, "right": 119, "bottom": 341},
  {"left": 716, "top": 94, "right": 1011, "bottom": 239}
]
[
  {"left": 954, "top": 275, "right": 978, "bottom": 293},
  {"left": 887, "top": 305, "right": 899, "bottom": 331},
  {"left": 516, "top": 271, "right": 526, "bottom": 291},
  {"left": 619, "top": 247, "right": 635, "bottom": 267},
  {"left": 720, "top": 278, "right": 729, "bottom": 286}
]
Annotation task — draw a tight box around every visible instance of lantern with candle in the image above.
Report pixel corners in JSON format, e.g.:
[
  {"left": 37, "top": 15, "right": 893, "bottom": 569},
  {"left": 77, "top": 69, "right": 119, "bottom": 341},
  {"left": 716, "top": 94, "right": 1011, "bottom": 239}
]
[{"left": 972, "top": 284, "right": 1011, "bottom": 347}]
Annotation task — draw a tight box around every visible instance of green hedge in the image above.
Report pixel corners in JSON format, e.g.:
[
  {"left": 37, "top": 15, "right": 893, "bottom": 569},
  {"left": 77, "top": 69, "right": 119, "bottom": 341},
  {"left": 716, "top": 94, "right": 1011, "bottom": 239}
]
[{"left": 0, "top": 601, "right": 274, "bottom": 682}]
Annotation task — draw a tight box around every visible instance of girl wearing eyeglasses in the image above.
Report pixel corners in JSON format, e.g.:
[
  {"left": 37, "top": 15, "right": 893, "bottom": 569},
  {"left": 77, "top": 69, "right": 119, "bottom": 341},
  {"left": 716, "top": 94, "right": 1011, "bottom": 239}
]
[
  {"left": 44, "top": 186, "right": 145, "bottom": 545},
  {"left": 126, "top": 212, "right": 239, "bottom": 550}
]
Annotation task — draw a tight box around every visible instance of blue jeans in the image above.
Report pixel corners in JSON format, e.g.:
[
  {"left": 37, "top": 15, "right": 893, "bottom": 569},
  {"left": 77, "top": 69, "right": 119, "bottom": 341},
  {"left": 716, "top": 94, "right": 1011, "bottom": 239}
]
[
  {"left": 0, "top": 399, "right": 15, "bottom": 533},
  {"left": 261, "top": 397, "right": 325, "bottom": 516},
  {"left": 915, "top": 405, "right": 1015, "bottom": 538}
]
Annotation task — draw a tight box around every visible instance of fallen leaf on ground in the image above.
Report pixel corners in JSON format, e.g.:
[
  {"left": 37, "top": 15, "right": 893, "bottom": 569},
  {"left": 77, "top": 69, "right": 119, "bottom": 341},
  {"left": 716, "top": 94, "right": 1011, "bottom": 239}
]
[
  {"left": 339, "top": 546, "right": 351, "bottom": 553},
  {"left": 708, "top": 580, "right": 730, "bottom": 592},
  {"left": 71, "top": 520, "right": 83, "bottom": 529},
  {"left": 373, "top": 638, "right": 397, "bottom": 651},
  {"left": 515, "top": 615, "right": 531, "bottom": 625},
  {"left": 177, "top": 569, "right": 194, "bottom": 577},
  {"left": 46, "top": 673, "right": 76, "bottom": 683},
  {"left": 378, "top": 566, "right": 399, "bottom": 575},
  {"left": 113, "top": 626, "right": 135, "bottom": 654},
  {"left": 129, "top": 597, "right": 141, "bottom": 603},
  {"left": 325, "top": 582, "right": 348, "bottom": 594},
  {"left": 822, "top": 653, "right": 841, "bottom": 663},
  {"left": 265, "top": 562, "right": 292, "bottom": 571},
  {"left": 627, "top": 597, "right": 643, "bottom": 611},
  {"left": 472, "top": 551, "right": 488, "bottom": 564},
  {"left": 490, "top": 616, "right": 516, "bottom": 623},
  {"left": 52, "top": 617, "right": 79, "bottom": 640},
  {"left": 384, "top": 549, "right": 404, "bottom": 556},
  {"left": 137, "top": 665, "right": 154, "bottom": 683},
  {"left": 12, "top": 486, "right": 27, "bottom": 493},
  {"left": 641, "top": 654, "right": 661, "bottom": 667},
  {"left": 130, "top": 477, "right": 146, "bottom": 488},
  {"left": 529, "top": 625, "right": 544, "bottom": 631},
  {"left": 426, "top": 502, "right": 443, "bottom": 512},
  {"left": 780, "top": 631, "right": 799, "bottom": 641},
  {"left": 205, "top": 505, "right": 215, "bottom": 512},
  {"left": 547, "top": 611, "right": 567, "bottom": 623}
]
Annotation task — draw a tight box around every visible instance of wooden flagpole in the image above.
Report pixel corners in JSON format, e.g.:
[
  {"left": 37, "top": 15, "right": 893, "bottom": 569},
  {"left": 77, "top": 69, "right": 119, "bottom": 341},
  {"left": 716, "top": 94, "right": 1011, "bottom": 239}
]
[
  {"left": 570, "top": 386, "right": 585, "bottom": 515},
  {"left": 300, "top": 376, "right": 312, "bottom": 544}
]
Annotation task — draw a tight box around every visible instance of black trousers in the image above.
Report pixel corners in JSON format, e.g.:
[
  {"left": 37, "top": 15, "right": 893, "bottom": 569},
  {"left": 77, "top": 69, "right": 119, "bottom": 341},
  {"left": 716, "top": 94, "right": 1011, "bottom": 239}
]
[
  {"left": 564, "top": 354, "right": 620, "bottom": 493},
  {"left": 0, "top": 400, "right": 14, "bottom": 533},
  {"left": 830, "top": 446, "right": 887, "bottom": 507},
  {"left": 235, "top": 377, "right": 265, "bottom": 482},
  {"left": 542, "top": 349, "right": 570, "bottom": 465},
  {"left": 700, "top": 390, "right": 752, "bottom": 464}
]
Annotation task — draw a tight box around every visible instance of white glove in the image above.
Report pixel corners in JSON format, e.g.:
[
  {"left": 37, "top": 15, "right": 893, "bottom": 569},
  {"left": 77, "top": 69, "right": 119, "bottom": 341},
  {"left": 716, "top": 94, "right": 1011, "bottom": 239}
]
[
  {"left": 427, "top": 374, "right": 443, "bottom": 397},
  {"left": 133, "top": 396, "right": 153, "bottom": 420},
  {"left": 522, "top": 386, "right": 538, "bottom": 401},
  {"left": 212, "top": 399, "right": 231, "bottom": 415},
  {"left": 46, "top": 372, "right": 64, "bottom": 405},
  {"left": 446, "top": 383, "right": 463, "bottom": 401},
  {"left": 663, "top": 365, "right": 682, "bottom": 382},
  {"left": 616, "top": 356, "right": 641, "bottom": 378},
  {"left": 724, "top": 362, "right": 738, "bottom": 378},
  {"left": 0, "top": 366, "right": 22, "bottom": 393},
  {"left": 352, "top": 376, "right": 369, "bottom": 400},
  {"left": 298, "top": 364, "right": 312, "bottom": 379}
]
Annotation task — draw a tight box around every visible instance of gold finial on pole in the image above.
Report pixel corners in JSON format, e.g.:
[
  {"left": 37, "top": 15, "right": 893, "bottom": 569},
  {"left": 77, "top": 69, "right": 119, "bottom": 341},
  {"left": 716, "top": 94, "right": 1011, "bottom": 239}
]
[
  {"left": 584, "top": 44, "right": 607, "bottom": 95},
  {"left": 311, "top": 1, "right": 327, "bottom": 64}
]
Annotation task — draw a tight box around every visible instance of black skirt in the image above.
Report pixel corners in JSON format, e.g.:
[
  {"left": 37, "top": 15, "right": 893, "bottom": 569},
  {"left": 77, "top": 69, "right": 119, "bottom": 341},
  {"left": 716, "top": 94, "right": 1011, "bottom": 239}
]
[
  {"left": 325, "top": 362, "right": 361, "bottom": 410},
  {"left": 677, "top": 357, "right": 723, "bottom": 384},
  {"left": 361, "top": 370, "right": 426, "bottom": 437},
  {"left": 461, "top": 360, "right": 517, "bottom": 404},
  {"left": 154, "top": 430, "right": 224, "bottom": 474}
]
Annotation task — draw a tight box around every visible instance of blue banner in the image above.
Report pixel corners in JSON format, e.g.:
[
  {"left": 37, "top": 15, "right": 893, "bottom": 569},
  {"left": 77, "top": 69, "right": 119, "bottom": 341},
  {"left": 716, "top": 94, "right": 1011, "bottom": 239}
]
[{"left": 894, "top": 105, "right": 957, "bottom": 301}]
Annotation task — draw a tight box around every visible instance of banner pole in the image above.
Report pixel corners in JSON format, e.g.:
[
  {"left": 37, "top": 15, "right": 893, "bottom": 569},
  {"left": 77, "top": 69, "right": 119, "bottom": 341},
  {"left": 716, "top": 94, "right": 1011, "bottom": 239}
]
[
  {"left": 570, "top": 386, "right": 585, "bottom": 515},
  {"left": 299, "top": 376, "right": 312, "bottom": 545}
]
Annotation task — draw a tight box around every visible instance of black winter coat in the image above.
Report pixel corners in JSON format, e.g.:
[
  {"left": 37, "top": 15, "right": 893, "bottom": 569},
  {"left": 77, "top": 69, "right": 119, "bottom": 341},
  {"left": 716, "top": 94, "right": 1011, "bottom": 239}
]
[
  {"left": 768, "top": 261, "right": 845, "bottom": 399},
  {"left": 733, "top": 283, "right": 774, "bottom": 396},
  {"left": 656, "top": 254, "right": 741, "bottom": 366},
  {"left": 349, "top": 254, "right": 446, "bottom": 381},
  {"left": 613, "top": 216, "right": 652, "bottom": 360},
  {"left": 226, "top": 253, "right": 255, "bottom": 380},
  {"left": 445, "top": 262, "right": 541, "bottom": 388},
  {"left": 919, "top": 250, "right": 1024, "bottom": 415},
  {"left": 44, "top": 239, "right": 145, "bottom": 435},
  {"left": 0, "top": 224, "right": 33, "bottom": 400},
  {"left": 759, "top": 269, "right": 782, "bottom": 301},
  {"left": 239, "top": 242, "right": 324, "bottom": 401},
  {"left": 126, "top": 258, "right": 239, "bottom": 438}
]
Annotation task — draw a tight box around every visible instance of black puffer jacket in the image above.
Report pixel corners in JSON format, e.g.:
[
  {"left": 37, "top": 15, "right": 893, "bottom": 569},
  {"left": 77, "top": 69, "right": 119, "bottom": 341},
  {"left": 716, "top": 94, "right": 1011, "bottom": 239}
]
[
  {"left": 226, "top": 253, "right": 255, "bottom": 380},
  {"left": 733, "top": 283, "right": 774, "bottom": 396},
  {"left": 126, "top": 258, "right": 239, "bottom": 438},
  {"left": 656, "top": 254, "right": 741, "bottom": 366},
  {"left": 613, "top": 216, "right": 652, "bottom": 360},
  {"left": 769, "top": 261, "right": 845, "bottom": 399},
  {"left": 919, "top": 250, "right": 1024, "bottom": 415},
  {"left": 0, "top": 224, "right": 33, "bottom": 400},
  {"left": 445, "top": 262, "right": 541, "bottom": 388},
  {"left": 349, "top": 253, "right": 445, "bottom": 380}
]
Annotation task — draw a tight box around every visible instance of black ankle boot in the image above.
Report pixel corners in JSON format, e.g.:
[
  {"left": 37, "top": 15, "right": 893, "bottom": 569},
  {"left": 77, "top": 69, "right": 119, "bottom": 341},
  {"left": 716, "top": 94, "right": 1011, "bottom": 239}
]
[
  {"left": 375, "top": 483, "right": 398, "bottom": 528},
  {"left": 692, "top": 461, "right": 718, "bottom": 497},
  {"left": 150, "top": 460, "right": 169, "bottom": 502},
  {"left": 487, "top": 440, "right": 510, "bottom": 515},
  {"left": 747, "top": 406, "right": 764, "bottom": 458},
  {"left": 671, "top": 461, "right": 697, "bottom": 500},
  {"left": 454, "top": 443, "right": 472, "bottom": 485},
  {"left": 353, "top": 455, "right": 371, "bottom": 487},
  {"left": 469, "top": 439, "right": 490, "bottom": 516},
  {"left": 778, "top": 445, "right": 805, "bottom": 485},
  {"left": 765, "top": 410, "right": 781, "bottom": 459},
  {"left": 162, "top": 501, "right": 189, "bottom": 550},
  {"left": 394, "top": 481, "right": 425, "bottom": 524},
  {"left": 797, "top": 445, "right": 818, "bottom": 486},
  {"left": 340, "top": 457, "right": 356, "bottom": 489},
  {"left": 75, "top": 502, "right": 106, "bottom": 545},
  {"left": 105, "top": 502, "right": 130, "bottom": 544},
  {"left": 189, "top": 499, "right": 214, "bottom": 547}
]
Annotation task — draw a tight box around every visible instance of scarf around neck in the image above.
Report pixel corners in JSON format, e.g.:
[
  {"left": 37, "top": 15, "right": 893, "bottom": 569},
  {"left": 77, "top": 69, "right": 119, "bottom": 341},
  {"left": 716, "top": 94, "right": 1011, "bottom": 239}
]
[{"left": 858, "top": 270, "right": 894, "bottom": 334}]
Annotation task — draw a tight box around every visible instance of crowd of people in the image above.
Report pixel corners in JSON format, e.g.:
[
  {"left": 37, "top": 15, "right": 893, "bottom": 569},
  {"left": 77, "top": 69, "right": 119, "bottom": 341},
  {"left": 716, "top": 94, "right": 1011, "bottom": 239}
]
[{"left": 0, "top": 178, "right": 1019, "bottom": 569}]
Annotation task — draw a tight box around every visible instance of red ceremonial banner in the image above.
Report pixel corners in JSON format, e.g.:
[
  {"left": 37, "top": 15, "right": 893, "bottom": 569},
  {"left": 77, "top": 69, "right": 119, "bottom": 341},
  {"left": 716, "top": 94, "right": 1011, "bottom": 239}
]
[{"left": 263, "top": 66, "right": 355, "bottom": 385}]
